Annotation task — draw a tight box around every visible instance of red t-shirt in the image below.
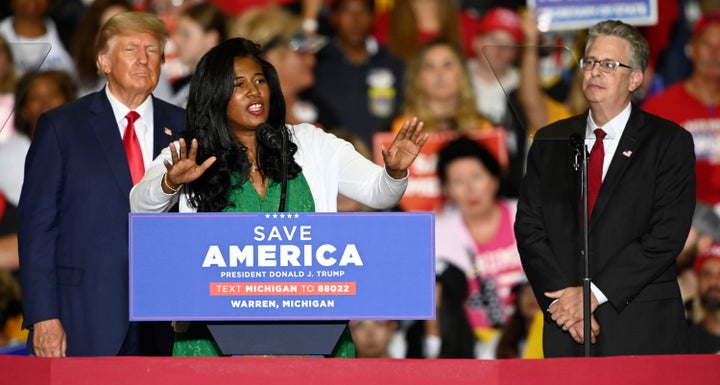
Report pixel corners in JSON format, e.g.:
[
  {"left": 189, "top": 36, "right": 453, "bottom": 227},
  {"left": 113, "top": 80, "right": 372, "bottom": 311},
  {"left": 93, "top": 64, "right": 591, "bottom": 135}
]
[
  {"left": 0, "top": 193, "right": 5, "bottom": 220},
  {"left": 642, "top": 82, "right": 720, "bottom": 206},
  {"left": 372, "top": 10, "right": 477, "bottom": 58},
  {"left": 207, "top": 0, "right": 296, "bottom": 15}
]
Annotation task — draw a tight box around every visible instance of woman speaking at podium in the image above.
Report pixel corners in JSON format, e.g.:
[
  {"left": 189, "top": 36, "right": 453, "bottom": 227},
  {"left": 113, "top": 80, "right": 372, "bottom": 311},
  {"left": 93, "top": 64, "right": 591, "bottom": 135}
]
[{"left": 129, "top": 37, "right": 427, "bottom": 356}]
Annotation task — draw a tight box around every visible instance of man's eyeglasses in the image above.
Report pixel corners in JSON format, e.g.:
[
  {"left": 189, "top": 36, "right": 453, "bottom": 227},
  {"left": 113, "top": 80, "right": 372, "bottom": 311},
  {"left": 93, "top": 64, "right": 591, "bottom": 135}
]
[{"left": 579, "top": 58, "right": 633, "bottom": 73}]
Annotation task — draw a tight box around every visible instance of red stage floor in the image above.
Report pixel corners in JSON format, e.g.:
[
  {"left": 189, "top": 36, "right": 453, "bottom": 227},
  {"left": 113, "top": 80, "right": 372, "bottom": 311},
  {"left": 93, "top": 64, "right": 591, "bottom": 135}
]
[{"left": 2, "top": 354, "right": 718, "bottom": 385}]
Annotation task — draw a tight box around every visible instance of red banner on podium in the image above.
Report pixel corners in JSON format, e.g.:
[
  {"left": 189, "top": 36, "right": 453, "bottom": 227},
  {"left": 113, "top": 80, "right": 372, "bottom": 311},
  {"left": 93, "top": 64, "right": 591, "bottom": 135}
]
[{"left": 373, "top": 129, "right": 508, "bottom": 212}]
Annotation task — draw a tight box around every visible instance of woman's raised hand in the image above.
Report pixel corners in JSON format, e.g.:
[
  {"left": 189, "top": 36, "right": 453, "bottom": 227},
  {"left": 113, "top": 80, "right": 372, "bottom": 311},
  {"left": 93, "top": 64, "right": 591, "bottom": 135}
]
[
  {"left": 382, "top": 117, "right": 429, "bottom": 179},
  {"left": 162, "top": 138, "right": 217, "bottom": 191}
]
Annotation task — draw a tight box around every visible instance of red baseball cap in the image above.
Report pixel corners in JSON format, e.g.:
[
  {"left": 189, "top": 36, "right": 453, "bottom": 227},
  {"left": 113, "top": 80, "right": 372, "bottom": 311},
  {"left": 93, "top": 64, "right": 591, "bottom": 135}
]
[
  {"left": 475, "top": 7, "right": 524, "bottom": 44},
  {"left": 694, "top": 243, "right": 720, "bottom": 274},
  {"left": 692, "top": 11, "right": 720, "bottom": 40}
]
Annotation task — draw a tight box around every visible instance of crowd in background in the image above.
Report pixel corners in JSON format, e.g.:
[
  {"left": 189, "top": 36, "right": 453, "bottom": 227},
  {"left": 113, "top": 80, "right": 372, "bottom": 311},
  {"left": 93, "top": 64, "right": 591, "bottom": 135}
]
[{"left": 0, "top": 0, "right": 719, "bottom": 358}]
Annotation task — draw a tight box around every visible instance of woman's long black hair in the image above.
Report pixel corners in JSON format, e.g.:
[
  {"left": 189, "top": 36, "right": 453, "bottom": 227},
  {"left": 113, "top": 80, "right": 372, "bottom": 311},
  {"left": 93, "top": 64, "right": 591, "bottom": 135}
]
[{"left": 181, "top": 37, "right": 302, "bottom": 212}]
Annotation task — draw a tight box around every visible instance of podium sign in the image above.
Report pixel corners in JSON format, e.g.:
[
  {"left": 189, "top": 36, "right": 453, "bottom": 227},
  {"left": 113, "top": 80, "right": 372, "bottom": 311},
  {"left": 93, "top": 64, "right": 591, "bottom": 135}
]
[
  {"left": 529, "top": 0, "right": 658, "bottom": 31},
  {"left": 129, "top": 212, "right": 435, "bottom": 321}
]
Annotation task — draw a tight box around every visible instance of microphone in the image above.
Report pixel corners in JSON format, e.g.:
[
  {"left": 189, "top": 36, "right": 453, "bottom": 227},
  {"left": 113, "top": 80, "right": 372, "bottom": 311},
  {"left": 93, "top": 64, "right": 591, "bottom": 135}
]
[
  {"left": 569, "top": 133, "right": 584, "bottom": 171},
  {"left": 256, "top": 123, "right": 281, "bottom": 149},
  {"left": 255, "top": 123, "right": 289, "bottom": 212}
]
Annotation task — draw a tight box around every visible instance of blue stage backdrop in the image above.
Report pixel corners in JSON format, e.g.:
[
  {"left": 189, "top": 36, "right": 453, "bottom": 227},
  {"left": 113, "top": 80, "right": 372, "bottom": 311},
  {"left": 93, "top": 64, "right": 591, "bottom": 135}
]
[{"left": 129, "top": 212, "right": 435, "bottom": 321}]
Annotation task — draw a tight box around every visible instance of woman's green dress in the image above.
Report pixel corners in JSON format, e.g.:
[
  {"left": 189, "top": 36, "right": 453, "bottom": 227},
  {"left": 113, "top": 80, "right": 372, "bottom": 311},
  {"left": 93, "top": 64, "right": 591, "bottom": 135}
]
[{"left": 173, "top": 172, "right": 355, "bottom": 357}]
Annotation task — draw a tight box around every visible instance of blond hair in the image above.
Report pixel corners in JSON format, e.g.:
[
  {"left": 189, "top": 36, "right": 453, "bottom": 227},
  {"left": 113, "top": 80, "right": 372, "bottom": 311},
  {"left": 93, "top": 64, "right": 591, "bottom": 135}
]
[
  {"left": 230, "top": 6, "right": 300, "bottom": 57},
  {"left": 402, "top": 39, "right": 487, "bottom": 133},
  {"left": 95, "top": 11, "right": 169, "bottom": 71}
]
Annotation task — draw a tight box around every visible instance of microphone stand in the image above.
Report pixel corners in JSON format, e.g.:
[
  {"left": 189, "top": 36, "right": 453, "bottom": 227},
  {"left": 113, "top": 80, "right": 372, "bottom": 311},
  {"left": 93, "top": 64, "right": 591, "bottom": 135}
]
[
  {"left": 571, "top": 135, "right": 591, "bottom": 357},
  {"left": 256, "top": 122, "right": 289, "bottom": 212},
  {"left": 278, "top": 125, "right": 288, "bottom": 212}
]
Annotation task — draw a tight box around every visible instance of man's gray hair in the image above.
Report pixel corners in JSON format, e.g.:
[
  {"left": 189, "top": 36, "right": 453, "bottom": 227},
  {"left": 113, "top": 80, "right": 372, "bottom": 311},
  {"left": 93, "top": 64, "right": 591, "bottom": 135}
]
[{"left": 585, "top": 20, "right": 649, "bottom": 72}]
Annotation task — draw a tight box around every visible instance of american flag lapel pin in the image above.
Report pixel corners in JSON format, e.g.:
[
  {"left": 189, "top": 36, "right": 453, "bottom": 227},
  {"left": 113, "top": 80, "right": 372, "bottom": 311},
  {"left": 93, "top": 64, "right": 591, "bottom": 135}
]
[
  {"left": 622, "top": 150, "right": 632, "bottom": 158},
  {"left": 164, "top": 127, "right": 173, "bottom": 136}
]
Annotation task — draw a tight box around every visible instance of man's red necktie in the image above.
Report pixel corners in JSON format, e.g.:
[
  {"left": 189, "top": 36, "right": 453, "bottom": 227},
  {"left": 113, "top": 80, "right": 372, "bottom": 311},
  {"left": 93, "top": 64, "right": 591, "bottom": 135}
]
[
  {"left": 588, "top": 128, "right": 606, "bottom": 217},
  {"left": 123, "top": 111, "right": 144, "bottom": 185}
]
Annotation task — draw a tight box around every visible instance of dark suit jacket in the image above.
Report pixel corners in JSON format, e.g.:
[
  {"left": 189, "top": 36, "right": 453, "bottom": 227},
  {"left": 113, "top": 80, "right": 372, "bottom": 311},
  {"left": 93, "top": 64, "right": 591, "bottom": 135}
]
[
  {"left": 514, "top": 104, "right": 695, "bottom": 357},
  {"left": 18, "top": 90, "right": 184, "bottom": 356}
]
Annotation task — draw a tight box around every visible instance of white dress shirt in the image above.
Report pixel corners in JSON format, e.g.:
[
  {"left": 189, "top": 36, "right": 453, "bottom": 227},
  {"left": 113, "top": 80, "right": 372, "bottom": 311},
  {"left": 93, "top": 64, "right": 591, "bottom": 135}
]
[
  {"left": 584, "top": 101, "right": 633, "bottom": 305},
  {"left": 105, "top": 87, "right": 155, "bottom": 171},
  {"left": 585, "top": 102, "right": 632, "bottom": 181}
]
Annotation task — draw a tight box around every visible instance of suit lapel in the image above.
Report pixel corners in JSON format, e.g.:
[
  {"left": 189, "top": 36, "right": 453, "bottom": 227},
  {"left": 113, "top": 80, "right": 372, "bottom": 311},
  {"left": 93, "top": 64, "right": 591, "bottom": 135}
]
[
  {"left": 89, "top": 90, "right": 133, "bottom": 192},
  {"left": 590, "top": 105, "right": 645, "bottom": 227},
  {"left": 151, "top": 96, "right": 179, "bottom": 156}
]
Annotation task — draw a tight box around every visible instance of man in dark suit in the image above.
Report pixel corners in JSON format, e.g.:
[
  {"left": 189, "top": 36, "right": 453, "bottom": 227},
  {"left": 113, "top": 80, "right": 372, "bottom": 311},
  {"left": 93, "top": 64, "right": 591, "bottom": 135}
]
[
  {"left": 515, "top": 20, "right": 695, "bottom": 357},
  {"left": 18, "top": 12, "right": 184, "bottom": 357}
]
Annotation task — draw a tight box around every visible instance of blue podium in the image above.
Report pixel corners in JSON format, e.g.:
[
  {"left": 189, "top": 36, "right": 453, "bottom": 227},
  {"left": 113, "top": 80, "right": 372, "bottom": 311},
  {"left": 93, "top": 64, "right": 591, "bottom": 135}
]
[{"left": 129, "top": 212, "right": 435, "bottom": 356}]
